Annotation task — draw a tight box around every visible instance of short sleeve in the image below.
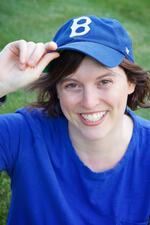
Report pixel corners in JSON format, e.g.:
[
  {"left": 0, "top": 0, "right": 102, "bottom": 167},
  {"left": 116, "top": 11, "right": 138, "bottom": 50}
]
[{"left": 0, "top": 112, "right": 26, "bottom": 175}]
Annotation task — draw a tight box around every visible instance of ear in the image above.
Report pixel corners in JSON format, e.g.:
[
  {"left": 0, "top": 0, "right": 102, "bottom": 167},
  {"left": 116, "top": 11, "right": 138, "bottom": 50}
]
[{"left": 128, "top": 81, "right": 136, "bottom": 95}]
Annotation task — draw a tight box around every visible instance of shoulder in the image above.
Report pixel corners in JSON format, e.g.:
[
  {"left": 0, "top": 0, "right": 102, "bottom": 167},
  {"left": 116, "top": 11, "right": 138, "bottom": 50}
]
[
  {"left": 17, "top": 107, "right": 66, "bottom": 123},
  {"left": 0, "top": 107, "right": 45, "bottom": 130},
  {"left": 127, "top": 109, "right": 150, "bottom": 148},
  {"left": 16, "top": 107, "right": 67, "bottom": 133},
  {"left": 127, "top": 109, "right": 150, "bottom": 130},
  {"left": 0, "top": 107, "right": 67, "bottom": 135},
  {"left": 127, "top": 110, "right": 150, "bottom": 146}
]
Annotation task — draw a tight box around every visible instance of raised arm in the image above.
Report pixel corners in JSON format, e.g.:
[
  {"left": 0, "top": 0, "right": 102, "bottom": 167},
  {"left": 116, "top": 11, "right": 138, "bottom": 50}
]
[{"left": 0, "top": 40, "right": 60, "bottom": 97}]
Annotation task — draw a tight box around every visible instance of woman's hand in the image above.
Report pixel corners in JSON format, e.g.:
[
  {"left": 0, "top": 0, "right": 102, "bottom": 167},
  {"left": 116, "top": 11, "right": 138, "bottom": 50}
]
[{"left": 0, "top": 40, "right": 60, "bottom": 96}]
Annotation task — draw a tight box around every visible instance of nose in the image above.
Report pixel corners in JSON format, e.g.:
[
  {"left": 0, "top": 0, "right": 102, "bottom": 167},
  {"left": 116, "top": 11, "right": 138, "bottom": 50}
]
[{"left": 81, "top": 87, "right": 100, "bottom": 109}]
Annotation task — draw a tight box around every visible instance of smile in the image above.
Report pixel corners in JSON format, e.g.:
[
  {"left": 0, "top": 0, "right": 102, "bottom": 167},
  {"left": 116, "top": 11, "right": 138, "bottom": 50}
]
[{"left": 79, "top": 111, "right": 107, "bottom": 126}]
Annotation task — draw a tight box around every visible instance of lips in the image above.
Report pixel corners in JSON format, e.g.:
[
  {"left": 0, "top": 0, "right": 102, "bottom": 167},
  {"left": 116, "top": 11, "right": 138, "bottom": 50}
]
[{"left": 79, "top": 111, "right": 107, "bottom": 126}]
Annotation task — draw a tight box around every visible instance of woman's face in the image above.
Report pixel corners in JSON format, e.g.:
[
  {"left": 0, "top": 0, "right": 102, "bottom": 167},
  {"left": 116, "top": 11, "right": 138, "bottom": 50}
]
[{"left": 57, "top": 56, "right": 135, "bottom": 141}]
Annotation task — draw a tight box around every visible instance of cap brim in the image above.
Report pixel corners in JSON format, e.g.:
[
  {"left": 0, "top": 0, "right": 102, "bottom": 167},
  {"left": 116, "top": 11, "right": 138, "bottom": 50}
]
[{"left": 57, "top": 41, "right": 125, "bottom": 68}]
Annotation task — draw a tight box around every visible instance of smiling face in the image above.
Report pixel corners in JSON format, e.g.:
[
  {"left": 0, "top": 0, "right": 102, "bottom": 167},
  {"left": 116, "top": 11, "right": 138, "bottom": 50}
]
[{"left": 57, "top": 56, "right": 135, "bottom": 141}]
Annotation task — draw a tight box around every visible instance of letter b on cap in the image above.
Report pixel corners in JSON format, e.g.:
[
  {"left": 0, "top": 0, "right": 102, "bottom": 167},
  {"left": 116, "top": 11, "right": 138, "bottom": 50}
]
[{"left": 70, "top": 16, "right": 92, "bottom": 38}]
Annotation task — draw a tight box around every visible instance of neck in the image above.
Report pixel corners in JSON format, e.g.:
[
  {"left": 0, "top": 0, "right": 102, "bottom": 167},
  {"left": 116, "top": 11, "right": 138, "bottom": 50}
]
[{"left": 69, "top": 114, "right": 133, "bottom": 172}]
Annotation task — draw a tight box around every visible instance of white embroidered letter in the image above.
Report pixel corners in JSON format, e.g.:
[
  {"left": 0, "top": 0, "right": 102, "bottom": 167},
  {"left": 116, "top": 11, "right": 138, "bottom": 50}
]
[{"left": 70, "top": 16, "right": 92, "bottom": 38}]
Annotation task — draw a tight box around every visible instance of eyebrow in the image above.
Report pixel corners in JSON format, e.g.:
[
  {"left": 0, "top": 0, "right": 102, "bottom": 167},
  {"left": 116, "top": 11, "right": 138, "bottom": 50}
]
[
  {"left": 60, "top": 73, "right": 117, "bottom": 83},
  {"left": 96, "top": 73, "right": 117, "bottom": 80}
]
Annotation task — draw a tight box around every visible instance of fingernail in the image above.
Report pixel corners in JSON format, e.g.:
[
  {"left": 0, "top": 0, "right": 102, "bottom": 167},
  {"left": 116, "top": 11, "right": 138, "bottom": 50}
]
[{"left": 50, "top": 41, "right": 57, "bottom": 49}]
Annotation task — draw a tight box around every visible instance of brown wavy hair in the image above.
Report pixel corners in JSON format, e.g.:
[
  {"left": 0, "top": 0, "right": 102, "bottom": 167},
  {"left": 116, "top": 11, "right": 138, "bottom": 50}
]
[{"left": 28, "top": 50, "right": 150, "bottom": 116}]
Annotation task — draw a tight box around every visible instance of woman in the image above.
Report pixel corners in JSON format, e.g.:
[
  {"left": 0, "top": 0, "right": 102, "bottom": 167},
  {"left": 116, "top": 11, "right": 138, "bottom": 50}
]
[{"left": 0, "top": 16, "right": 150, "bottom": 225}]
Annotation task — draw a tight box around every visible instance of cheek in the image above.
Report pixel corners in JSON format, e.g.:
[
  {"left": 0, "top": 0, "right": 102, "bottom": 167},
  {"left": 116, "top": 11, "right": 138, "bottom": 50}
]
[
  {"left": 57, "top": 87, "right": 74, "bottom": 113},
  {"left": 58, "top": 93, "right": 79, "bottom": 114},
  {"left": 103, "top": 84, "right": 129, "bottom": 108}
]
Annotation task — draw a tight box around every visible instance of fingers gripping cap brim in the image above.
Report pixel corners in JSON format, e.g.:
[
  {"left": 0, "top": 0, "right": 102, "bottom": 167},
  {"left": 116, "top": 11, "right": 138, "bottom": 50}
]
[{"left": 57, "top": 42, "right": 125, "bottom": 68}]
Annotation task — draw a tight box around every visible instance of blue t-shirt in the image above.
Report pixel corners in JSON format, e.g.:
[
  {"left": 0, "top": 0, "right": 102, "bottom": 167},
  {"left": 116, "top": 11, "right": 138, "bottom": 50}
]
[{"left": 0, "top": 108, "right": 150, "bottom": 225}]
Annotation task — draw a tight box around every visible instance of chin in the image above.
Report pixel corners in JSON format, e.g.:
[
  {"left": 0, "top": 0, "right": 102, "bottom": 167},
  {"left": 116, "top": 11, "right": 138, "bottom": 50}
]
[{"left": 80, "top": 128, "right": 108, "bottom": 141}]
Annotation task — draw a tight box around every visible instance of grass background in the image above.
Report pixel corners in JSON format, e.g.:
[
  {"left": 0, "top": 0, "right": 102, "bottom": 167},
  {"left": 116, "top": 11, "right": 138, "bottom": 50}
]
[{"left": 0, "top": 0, "right": 150, "bottom": 224}]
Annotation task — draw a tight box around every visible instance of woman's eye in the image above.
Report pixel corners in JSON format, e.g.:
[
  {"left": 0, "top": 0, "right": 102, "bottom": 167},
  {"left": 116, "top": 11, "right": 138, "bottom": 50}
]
[
  {"left": 98, "top": 79, "right": 112, "bottom": 87},
  {"left": 64, "top": 83, "right": 80, "bottom": 89}
]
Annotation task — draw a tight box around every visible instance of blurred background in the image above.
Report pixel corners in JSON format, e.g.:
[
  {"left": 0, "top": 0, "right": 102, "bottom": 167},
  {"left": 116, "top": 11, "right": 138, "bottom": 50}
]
[{"left": 0, "top": 0, "right": 150, "bottom": 224}]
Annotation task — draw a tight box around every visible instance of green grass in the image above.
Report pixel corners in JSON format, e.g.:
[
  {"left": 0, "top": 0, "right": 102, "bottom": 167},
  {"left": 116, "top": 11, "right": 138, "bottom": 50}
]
[{"left": 0, "top": 0, "right": 150, "bottom": 224}]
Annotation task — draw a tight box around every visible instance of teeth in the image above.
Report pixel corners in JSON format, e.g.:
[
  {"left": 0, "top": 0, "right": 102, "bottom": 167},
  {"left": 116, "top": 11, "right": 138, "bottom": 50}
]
[{"left": 81, "top": 112, "right": 106, "bottom": 122}]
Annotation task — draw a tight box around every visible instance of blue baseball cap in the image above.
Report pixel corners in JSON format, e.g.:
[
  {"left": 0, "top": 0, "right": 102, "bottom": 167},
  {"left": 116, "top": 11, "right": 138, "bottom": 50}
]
[{"left": 52, "top": 15, "right": 134, "bottom": 67}]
